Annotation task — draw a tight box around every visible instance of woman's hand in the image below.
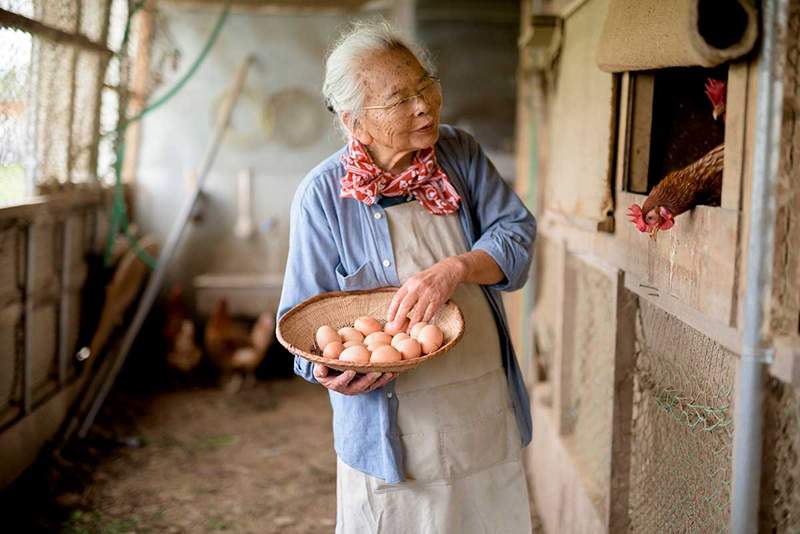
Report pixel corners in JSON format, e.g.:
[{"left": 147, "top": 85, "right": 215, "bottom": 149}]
[
  {"left": 313, "top": 364, "right": 396, "bottom": 395},
  {"left": 386, "top": 257, "right": 465, "bottom": 326}
]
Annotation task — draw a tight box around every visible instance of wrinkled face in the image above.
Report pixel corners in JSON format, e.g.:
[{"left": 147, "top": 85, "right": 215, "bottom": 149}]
[{"left": 350, "top": 47, "right": 442, "bottom": 156}]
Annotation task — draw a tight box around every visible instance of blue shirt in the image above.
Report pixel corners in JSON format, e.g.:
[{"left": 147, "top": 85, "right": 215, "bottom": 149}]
[{"left": 277, "top": 125, "right": 536, "bottom": 484}]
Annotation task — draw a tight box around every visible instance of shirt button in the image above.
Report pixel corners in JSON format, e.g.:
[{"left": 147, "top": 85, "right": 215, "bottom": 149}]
[
  {"left": 387, "top": 392, "right": 393, "bottom": 399},
  {"left": 374, "top": 212, "right": 382, "bottom": 220},
  {"left": 382, "top": 259, "right": 391, "bottom": 267}
]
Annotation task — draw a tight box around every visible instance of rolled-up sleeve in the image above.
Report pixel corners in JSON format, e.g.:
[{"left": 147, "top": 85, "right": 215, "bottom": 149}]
[
  {"left": 461, "top": 133, "right": 536, "bottom": 292},
  {"left": 277, "top": 181, "right": 341, "bottom": 383}
]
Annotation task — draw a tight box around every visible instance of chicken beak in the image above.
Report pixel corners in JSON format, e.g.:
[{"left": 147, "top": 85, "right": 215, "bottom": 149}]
[{"left": 648, "top": 226, "right": 659, "bottom": 241}]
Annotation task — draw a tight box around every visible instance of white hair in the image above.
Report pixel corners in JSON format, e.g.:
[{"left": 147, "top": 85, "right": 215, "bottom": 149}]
[{"left": 322, "top": 20, "right": 437, "bottom": 136}]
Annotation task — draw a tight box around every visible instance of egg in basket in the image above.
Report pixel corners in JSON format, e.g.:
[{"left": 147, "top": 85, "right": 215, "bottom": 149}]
[{"left": 276, "top": 287, "right": 464, "bottom": 374}]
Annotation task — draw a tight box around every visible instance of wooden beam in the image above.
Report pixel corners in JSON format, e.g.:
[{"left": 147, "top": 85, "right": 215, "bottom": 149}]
[
  {"left": 627, "top": 73, "right": 654, "bottom": 194},
  {"left": 553, "top": 239, "right": 577, "bottom": 436},
  {"left": 770, "top": 336, "right": 800, "bottom": 387},
  {"left": 605, "top": 270, "right": 636, "bottom": 532},
  {"left": 0, "top": 8, "right": 111, "bottom": 57},
  {"left": 122, "top": 0, "right": 157, "bottom": 183}
]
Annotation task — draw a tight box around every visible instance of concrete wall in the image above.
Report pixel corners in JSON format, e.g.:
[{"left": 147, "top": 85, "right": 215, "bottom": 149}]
[
  {"left": 134, "top": 3, "right": 522, "bottom": 311},
  {"left": 134, "top": 7, "right": 379, "bottom": 303}
]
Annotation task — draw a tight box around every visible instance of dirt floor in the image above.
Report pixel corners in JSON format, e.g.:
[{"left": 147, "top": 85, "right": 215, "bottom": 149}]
[
  {"left": 4, "top": 349, "right": 542, "bottom": 533},
  {"left": 5, "top": 371, "right": 337, "bottom": 534}
]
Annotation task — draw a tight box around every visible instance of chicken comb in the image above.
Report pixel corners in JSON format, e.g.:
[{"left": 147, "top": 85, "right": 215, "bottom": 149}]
[
  {"left": 705, "top": 78, "right": 726, "bottom": 107},
  {"left": 627, "top": 204, "right": 648, "bottom": 232}
]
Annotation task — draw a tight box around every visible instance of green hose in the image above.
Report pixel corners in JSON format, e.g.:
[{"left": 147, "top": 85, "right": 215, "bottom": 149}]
[{"left": 104, "top": 2, "right": 231, "bottom": 268}]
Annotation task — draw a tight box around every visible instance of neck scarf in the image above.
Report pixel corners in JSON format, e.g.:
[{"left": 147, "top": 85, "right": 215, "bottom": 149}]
[{"left": 339, "top": 139, "right": 461, "bottom": 215}]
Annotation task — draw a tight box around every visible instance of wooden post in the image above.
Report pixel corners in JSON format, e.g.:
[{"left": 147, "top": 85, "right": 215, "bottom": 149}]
[
  {"left": 121, "top": 0, "right": 157, "bottom": 183},
  {"left": 605, "top": 270, "right": 637, "bottom": 531},
  {"left": 553, "top": 239, "right": 577, "bottom": 435}
]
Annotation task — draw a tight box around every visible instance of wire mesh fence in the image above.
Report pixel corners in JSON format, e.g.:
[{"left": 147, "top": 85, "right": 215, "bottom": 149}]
[
  {"left": 0, "top": 0, "right": 181, "bottom": 198},
  {"left": 628, "top": 300, "right": 735, "bottom": 533},
  {"left": 0, "top": 26, "right": 34, "bottom": 203},
  {"left": 563, "top": 256, "right": 615, "bottom": 510}
]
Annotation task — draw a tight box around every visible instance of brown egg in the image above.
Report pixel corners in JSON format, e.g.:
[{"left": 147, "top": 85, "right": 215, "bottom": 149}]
[
  {"left": 338, "top": 327, "right": 364, "bottom": 344},
  {"left": 384, "top": 318, "right": 409, "bottom": 336},
  {"left": 323, "top": 341, "right": 344, "bottom": 359},
  {"left": 343, "top": 340, "right": 363, "bottom": 348},
  {"left": 316, "top": 325, "right": 341, "bottom": 350},
  {"left": 418, "top": 325, "right": 444, "bottom": 354},
  {"left": 339, "top": 345, "right": 371, "bottom": 363},
  {"left": 397, "top": 338, "right": 422, "bottom": 360},
  {"left": 391, "top": 332, "right": 411, "bottom": 349},
  {"left": 354, "top": 316, "right": 382, "bottom": 336},
  {"left": 364, "top": 331, "right": 392, "bottom": 347},
  {"left": 409, "top": 322, "right": 428, "bottom": 340},
  {"left": 370, "top": 345, "right": 402, "bottom": 363}
]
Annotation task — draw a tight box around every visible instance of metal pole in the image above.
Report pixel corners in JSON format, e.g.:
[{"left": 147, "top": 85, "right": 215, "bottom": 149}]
[
  {"left": 58, "top": 217, "right": 74, "bottom": 385},
  {"left": 77, "top": 56, "right": 254, "bottom": 439},
  {"left": 731, "top": 0, "right": 789, "bottom": 532},
  {"left": 23, "top": 223, "right": 35, "bottom": 414}
]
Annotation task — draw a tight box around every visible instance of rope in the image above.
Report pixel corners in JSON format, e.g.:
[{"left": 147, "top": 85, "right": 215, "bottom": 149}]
[{"left": 103, "top": 1, "right": 231, "bottom": 268}]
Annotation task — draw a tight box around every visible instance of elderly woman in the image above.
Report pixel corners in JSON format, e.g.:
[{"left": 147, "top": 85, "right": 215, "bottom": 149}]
[{"left": 277, "top": 22, "right": 536, "bottom": 533}]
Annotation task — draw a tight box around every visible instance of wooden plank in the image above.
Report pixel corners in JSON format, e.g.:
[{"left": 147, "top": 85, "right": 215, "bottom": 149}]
[
  {"left": 553, "top": 239, "right": 577, "bottom": 435},
  {"left": 624, "top": 270, "right": 741, "bottom": 355},
  {"left": 0, "top": 8, "right": 112, "bottom": 56},
  {"left": 770, "top": 336, "right": 800, "bottom": 387},
  {"left": 121, "top": 0, "right": 156, "bottom": 183},
  {"left": 721, "top": 61, "right": 749, "bottom": 210},
  {"left": 605, "top": 271, "right": 636, "bottom": 531},
  {"left": 0, "top": 187, "right": 112, "bottom": 221},
  {"left": 614, "top": 72, "right": 631, "bottom": 192},
  {"left": 616, "top": 191, "right": 738, "bottom": 325},
  {"left": 543, "top": 199, "right": 739, "bottom": 328},
  {"left": 627, "top": 73, "right": 654, "bottom": 194}
]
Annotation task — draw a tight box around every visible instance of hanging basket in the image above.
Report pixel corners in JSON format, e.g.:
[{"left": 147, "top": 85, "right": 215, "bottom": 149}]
[{"left": 276, "top": 287, "right": 464, "bottom": 374}]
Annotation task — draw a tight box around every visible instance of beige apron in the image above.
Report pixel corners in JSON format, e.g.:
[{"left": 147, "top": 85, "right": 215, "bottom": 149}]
[{"left": 336, "top": 201, "right": 532, "bottom": 534}]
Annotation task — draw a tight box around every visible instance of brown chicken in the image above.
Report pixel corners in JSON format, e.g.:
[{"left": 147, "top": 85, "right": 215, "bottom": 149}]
[
  {"left": 164, "top": 286, "right": 203, "bottom": 373},
  {"left": 628, "top": 78, "right": 727, "bottom": 239},
  {"left": 204, "top": 298, "right": 275, "bottom": 392},
  {"left": 628, "top": 144, "right": 724, "bottom": 239}
]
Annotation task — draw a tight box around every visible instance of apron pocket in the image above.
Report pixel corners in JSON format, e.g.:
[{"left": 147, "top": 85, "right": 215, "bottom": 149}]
[{"left": 440, "top": 408, "right": 509, "bottom": 480}]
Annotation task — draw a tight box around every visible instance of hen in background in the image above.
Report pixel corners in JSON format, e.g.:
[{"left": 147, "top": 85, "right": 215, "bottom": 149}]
[
  {"left": 628, "top": 78, "right": 727, "bottom": 239},
  {"left": 163, "top": 287, "right": 202, "bottom": 374},
  {"left": 204, "top": 298, "right": 275, "bottom": 392}
]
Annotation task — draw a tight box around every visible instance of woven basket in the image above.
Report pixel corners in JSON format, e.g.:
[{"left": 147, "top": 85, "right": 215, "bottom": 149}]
[{"left": 276, "top": 287, "right": 464, "bottom": 373}]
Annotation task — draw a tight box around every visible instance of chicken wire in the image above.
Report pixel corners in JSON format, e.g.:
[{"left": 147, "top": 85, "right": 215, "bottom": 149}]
[
  {"left": 628, "top": 300, "right": 735, "bottom": 533},
  {"left": 1, "top": 0, "right": 182, "bottom": 194},
  {"left": 0, "top": 26, "right": 34, "bottom": 204},
  {"left": 562, "top": 256, "right": 615, "bottom": 511}
]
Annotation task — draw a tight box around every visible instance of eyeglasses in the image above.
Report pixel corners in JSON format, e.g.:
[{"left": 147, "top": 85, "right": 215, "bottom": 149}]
[{"left": 361, "top": 76, "right": 441, "bottom": 114}]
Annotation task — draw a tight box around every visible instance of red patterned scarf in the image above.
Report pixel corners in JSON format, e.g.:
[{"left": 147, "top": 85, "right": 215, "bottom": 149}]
[{"left": 339, "top": 139, "right": 461, "bottom": 215}]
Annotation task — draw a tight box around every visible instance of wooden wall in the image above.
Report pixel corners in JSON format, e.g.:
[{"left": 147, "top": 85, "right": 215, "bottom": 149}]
[{"left": 513, "top": 0, "right": 800, "bottom": 531}]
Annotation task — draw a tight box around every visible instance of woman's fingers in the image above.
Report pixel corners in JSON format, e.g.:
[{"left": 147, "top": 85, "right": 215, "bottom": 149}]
[
  {"left": 313, "top": 364, "right": 328, "bottom": 379},
  {"left": 393, "top": 289, "right": 420, "bottom": 326},
  {"left": 422, "top": 302, "right": 438, "bottom": 323},
  {"left": 316, "top": 368, "right": 396, "bottom": 396},
  {"left": 345, "top": 372, "right": 382, "bottom": 393},
  {"left": 407, "top": 292, "right": 431, "bottom": 325},
  {"left": 368, "top": 372, "right": 396, "bottom": 392},
  {"left": 386, "top": 286, "right": 409, "bottom": 322}
]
